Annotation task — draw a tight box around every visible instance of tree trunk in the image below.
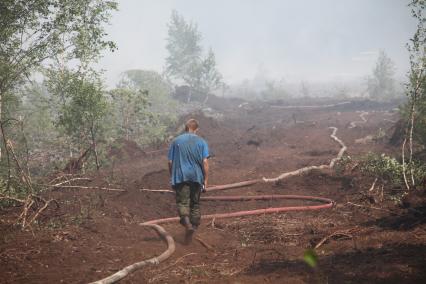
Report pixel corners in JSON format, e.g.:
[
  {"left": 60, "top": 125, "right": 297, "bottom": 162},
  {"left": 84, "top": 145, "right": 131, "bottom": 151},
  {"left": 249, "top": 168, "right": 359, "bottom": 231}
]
[
  {"left": 0, "top": 120, "right": 11, "bottom": 193},
  {"left": 90, "top": 126, "right": 100, "bottom": 170},
  {"left": 203, "top": 92, "right": 210, "bottom": 105},
  {"left": 187, "top": 88, "right": 192, "bottom": 103},
  {"left": 0, "top": 93, "right": 2, "bottom": 161}
]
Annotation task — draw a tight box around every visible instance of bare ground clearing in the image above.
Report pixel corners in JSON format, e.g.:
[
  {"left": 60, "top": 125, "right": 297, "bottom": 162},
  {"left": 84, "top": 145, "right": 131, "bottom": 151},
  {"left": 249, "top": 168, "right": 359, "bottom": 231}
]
[{"left": 1, "top": 98, "right": 425, "bottom": 283}]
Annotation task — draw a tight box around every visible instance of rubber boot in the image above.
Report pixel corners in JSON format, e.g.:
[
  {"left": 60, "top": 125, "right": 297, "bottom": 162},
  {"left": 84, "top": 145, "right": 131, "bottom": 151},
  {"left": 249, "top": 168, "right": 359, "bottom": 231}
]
[{"left": 182, "top": 216, "right": 194, "bottom": 244}]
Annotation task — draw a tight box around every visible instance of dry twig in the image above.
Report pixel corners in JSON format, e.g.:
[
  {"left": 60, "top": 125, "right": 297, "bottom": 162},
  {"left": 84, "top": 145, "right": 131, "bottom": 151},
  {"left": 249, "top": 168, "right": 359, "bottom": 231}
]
[
  {"left": 51, "top": 178, "right": 92, "bottom": 187},
  {"left": 139, "top": 188, "right": 173, "bottom": 193},
  {"left": 346, "top": 201, "right": 392, "bottom": 212},
  {"left": 42, "top": 185, "right": 126, "bottom": 192},
  {"left": 368, "top": 178, "right": 378, "bottom": 191},
  {"left": 315, "top": 228, "right": 359, "bottom": 249},
  {"left": 156, "top": 253, "right": 197, "bottom": 273},
  {"left": 195, "top": 236, "right": 214, "bottom": 251}
]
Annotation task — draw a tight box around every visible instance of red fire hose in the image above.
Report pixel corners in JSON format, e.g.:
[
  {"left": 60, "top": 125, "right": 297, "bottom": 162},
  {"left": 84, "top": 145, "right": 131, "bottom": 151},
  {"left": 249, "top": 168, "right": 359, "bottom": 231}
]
[
  {"left": 91, "top": 189, "right": 335, "bottom": 284},
  {"left": 142, "top": 194, "right": 334, "bottom": 225}
]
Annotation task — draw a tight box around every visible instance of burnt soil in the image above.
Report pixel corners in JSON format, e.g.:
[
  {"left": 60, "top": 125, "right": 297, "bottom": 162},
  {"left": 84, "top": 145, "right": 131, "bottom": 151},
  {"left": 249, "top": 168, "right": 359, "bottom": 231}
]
[{"left": 1, "top": 97, "right": 425, "bottom": 283}]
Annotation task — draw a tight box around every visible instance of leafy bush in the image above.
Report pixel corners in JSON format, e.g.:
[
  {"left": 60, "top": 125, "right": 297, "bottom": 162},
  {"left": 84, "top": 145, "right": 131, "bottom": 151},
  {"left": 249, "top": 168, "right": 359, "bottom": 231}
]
[
  {"left": 333, "top": 155, "right": 352, "bottom": 176},
  {"left": 360, "top": 152, "right": 425, "bottom": 189}
]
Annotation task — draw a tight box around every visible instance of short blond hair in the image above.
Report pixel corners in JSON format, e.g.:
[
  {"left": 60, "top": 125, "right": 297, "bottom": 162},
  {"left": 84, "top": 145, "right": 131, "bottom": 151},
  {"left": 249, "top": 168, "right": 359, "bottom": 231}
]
[{"left": 185, "top": 118, "right": 199, "bottom": 131}]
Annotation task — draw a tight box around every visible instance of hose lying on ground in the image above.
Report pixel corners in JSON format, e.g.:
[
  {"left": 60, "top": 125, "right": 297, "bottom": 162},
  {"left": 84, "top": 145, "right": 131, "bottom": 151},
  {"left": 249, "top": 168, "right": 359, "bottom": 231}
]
[
  {"left": 270, "top": 101, "right": 351, "bottom": 109},
  {"left": 90, "top": 193, "right": 333, "bottom": 284},
  {"left": 348, "top": 111, "right": 368, "bottom": 129},
  {"left": 89, "top": 224, "right": 175, "bottom": 284},
  {"left": 90, "top": 126, "right": 346, "bottom": 283}
]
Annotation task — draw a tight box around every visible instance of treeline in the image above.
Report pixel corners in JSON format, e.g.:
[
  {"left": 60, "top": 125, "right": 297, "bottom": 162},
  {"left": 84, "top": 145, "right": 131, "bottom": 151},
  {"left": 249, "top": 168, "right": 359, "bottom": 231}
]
[
  {"left": 11, "top": 69, "right": 177, "bottom": 173},
  {"left": 0, "top": 2, "right": 226, "bottom": 181}
]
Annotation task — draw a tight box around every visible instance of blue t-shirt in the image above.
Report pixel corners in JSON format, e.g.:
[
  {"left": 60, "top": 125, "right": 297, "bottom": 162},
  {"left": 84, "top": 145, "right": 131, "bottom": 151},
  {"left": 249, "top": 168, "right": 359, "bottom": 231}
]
[{"left": 168, "top": 133, "right": 209, "bottom": 186}]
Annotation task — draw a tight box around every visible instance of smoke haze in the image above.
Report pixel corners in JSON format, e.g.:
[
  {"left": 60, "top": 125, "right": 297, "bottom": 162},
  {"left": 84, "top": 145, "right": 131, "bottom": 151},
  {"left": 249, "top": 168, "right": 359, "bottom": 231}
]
[{"left": 98, "top": 0, "right": 416, "bottom": 88}]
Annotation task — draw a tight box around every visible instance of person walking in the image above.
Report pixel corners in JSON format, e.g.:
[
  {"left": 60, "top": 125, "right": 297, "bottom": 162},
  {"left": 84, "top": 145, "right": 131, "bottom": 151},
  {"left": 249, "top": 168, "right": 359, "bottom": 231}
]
[{"left": 168, "top": 118, "right": 209, "bottom": 243}]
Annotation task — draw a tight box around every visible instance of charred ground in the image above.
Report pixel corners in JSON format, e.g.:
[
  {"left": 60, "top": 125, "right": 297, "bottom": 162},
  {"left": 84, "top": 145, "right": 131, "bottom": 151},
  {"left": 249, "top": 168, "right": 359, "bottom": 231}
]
[{"left": 1, "top": 97, "right": 425, "bottom": 283}]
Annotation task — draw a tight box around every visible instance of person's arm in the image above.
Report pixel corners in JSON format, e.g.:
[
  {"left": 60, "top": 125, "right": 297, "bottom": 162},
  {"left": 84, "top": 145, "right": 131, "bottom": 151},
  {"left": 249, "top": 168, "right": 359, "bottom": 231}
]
[{"left": 203, "top": 158, "right": 209, "bottom": 189}]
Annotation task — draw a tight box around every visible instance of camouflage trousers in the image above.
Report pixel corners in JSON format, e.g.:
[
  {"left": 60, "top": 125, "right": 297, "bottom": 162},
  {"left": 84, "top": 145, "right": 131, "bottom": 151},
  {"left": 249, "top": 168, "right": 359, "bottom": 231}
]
[{"left": 174, "top": 182, "right": 202, "bottom": 227}]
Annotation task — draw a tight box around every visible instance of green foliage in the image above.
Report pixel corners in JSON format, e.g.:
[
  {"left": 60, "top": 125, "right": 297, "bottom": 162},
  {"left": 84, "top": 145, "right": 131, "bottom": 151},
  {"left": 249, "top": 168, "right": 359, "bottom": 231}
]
[
  {"left": 334, "top": 155, "right": 352, "bottom": 176},
  {"left": 360, "top": 153, "right": 403, "bottom": 187},
  {"left": 401, "top": 0, "right": 426, "bottom": 146},
  {"left": 139, "top": 115, "right": 175, "bottom": 146},
  {"left": 109, "top": 86, "right": 151, "bottom": 141},
  {"left": 165, "top": 10, "right": 202, "bottom": 82},
  {"left": 47, "top": 69, "right": 108, "bottom": 146},
  {"left": 165, "top": 10, "right": 223, "bottom": 101},
  {"left": 43, "top": 67, "right": 109, "bottom": 171},
  {"left": 19, "top": 82, "right": 56, "bottom": 143},
  {"left": 0, "top": 0, "right": 117, "bottom": 183},
  {"left": 196, "top": 49, "right": 223, "bottom": 96},
  {"left": 0, "top": 0, "right": 117, "bottom": 99},
  {"left": 367, "top": 50, "right": 398, "bottom": 101},
  {"left": 303, "top": 249, "right": 318, "bottom": 268},
  {"left": 112, "top": 69, "right": 178, "bottom": 146},
  {"left": 119, "top": 70, "right": 173, "bottom": 109},
  {"left": 360, "top": 152, "right": 426, "bottom": 188}
]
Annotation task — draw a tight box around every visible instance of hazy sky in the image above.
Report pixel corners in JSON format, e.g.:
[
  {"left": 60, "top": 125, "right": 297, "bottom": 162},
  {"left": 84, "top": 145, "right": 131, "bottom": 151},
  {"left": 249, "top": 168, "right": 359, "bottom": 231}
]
[{"left": 98, "top": 0, "right": 417, "bottom": 87}]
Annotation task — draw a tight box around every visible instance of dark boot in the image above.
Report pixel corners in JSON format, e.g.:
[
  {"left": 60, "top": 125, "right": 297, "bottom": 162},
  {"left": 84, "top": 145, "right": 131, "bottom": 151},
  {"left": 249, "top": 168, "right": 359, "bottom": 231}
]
[{"left": 181, "top": 216, "right": 195, "bottom": 244}]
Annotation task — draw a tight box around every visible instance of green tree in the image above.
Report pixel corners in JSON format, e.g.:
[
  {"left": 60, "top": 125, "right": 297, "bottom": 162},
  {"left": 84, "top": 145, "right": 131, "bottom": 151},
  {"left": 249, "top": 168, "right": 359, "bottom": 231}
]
[
  {"left": 119, "top": 70, "right": 173, "bottom": 108},
  {"left": 46, "top": 69, "right": 108, "bottom": 170},
  {"left": 109, "top": 86, "right": 150, "bottom": 141},
  {"left": 20, "top": 82, "right": 56, "bottom": 144},
  {"left": 165, "top": 10, "right": 202, "bottom": 88},
  {"left": 0, "top": 0, "right": 117, "bottom": 160},
  {"left": 401, "top": 0, "right": 426, "bottom": 189},
  {"left": 367, "top": 50, "right": 397, "bottom": 100},
  {"left": 198, "top": 48, "right": 223, "bottom": 103},
  {"left": 165, "top": 10, "right": 223, "bottom": 102},
  {"left": 114, "top": 70, "right": 177, "bottom": 146}
]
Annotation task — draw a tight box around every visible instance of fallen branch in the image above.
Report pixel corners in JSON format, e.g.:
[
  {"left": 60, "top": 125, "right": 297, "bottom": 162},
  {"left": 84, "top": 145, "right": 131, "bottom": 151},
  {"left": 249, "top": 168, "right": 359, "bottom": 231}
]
[
  {"left": 51, "top": 178, "right": 92, "bottom": 187},
  {"left": 139, "top": 188, "right": 173, "bottom": 193},
  {"left": 26, "top": 199, "right": 55, "bottom": 226},
  {"left": 156, "top": 253, "right": 197, "bottom": 273},
  {"left": 19, "top": 197, "right": 35, "bottom": 228},
  {"left": 42, "top": 185, "right": 126, "bottom": 192},
  {"left": 0, "top": 194, "right": 25, "bottom": 204},
  {"left": 368, "top": 178, "right": 378, "bottom": 191},
  {"left": 346, "top": 201, "right": 392, "bottom": 212},
  {"left": 195, "top": 236, "right": 214, "bottom": 251},
  {"left": 48, "top": 174, "right": 78, "bottom": 185},
  {"left": 315, "top": 230, "right": 354, "bottom": 249},
  {"left": 7, "top": 140, "right": 33, "bottom": 192}
]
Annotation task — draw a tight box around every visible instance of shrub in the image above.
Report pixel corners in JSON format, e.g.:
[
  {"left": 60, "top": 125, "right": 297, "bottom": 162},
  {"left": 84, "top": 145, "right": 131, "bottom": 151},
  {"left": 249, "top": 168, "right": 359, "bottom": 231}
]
[{"left": 360, "top": 152, "right": 425, "bottom": 189}]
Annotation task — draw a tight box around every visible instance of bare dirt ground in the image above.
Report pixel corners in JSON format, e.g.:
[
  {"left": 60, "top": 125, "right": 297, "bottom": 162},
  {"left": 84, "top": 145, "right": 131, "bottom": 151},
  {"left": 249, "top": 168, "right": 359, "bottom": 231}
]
[{"left": 1, "top": 97, "right": 425, "bottom": 283}]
